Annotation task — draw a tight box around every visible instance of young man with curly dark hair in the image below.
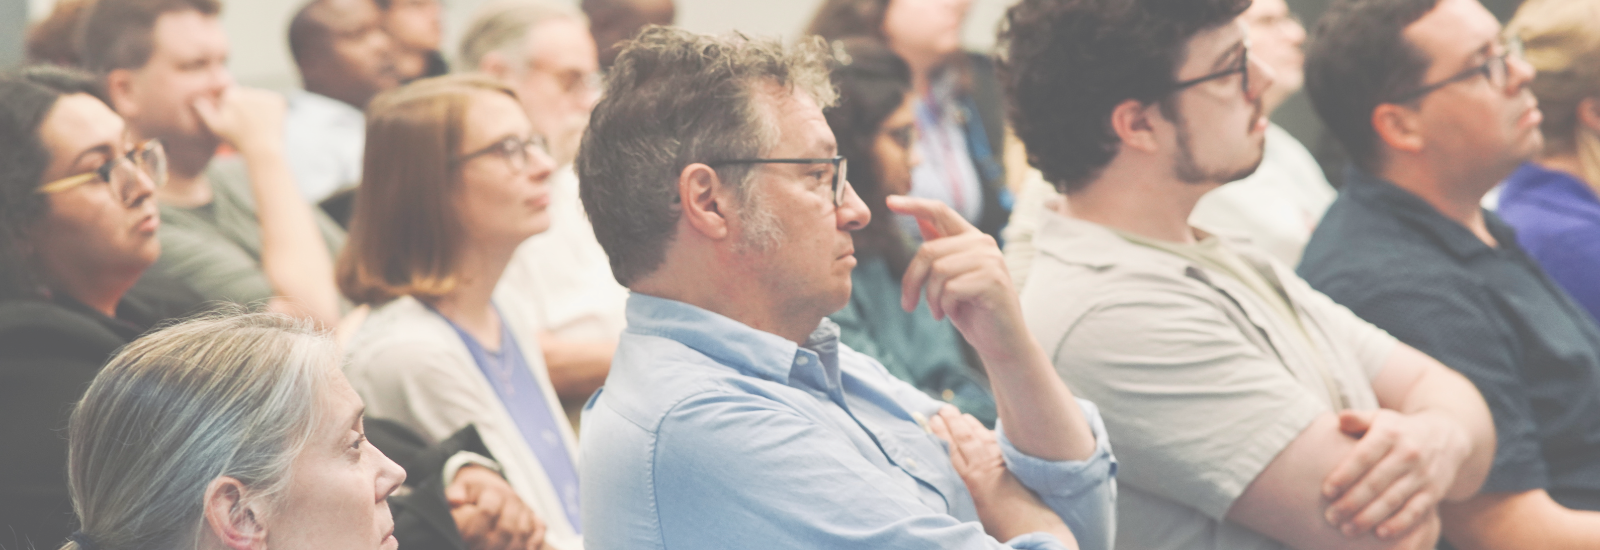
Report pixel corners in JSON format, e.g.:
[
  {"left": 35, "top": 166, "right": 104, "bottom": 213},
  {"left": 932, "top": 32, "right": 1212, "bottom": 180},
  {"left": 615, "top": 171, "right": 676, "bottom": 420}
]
[{"left": 999, "top": 0, "right": 1498, "bottom": 549}]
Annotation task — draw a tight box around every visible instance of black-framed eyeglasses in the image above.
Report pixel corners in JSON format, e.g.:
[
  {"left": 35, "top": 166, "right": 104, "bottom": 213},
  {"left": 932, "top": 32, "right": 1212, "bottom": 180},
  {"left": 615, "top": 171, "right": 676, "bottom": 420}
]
[
  {"left": 453, "top": 135, "right": 551, "bottom": 173},
  {"left": 1391, "top": 36, "right": 1524, "bottom": 104},
  {"left": 37, "top": 139, "right": 167, "bottom": 207},
  {"left": 1166, "top": 43, "right": 1251, "bottom": 97},
  {"left": 704, "top": 156, "right": 850, "bottom": 207}
]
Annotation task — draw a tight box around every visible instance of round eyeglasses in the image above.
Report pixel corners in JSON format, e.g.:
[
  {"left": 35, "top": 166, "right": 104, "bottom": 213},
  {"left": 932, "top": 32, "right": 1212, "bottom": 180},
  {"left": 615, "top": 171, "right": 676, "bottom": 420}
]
[{"left": 36, "top": 139, "right": 167, "bottom": 207}]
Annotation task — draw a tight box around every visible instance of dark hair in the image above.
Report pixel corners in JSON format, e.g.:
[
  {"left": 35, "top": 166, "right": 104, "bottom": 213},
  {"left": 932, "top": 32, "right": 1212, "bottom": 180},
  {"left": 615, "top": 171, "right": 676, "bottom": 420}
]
[
  {"left": 288, "top": 0, "right": 333, "bottom": 69},
  {"left": 0, "top": 66, "right": 111, "bottom": 301},
  {"left": 1304, "top": 0, "right": 1441, "bottom": 173},
  {"left": 823, "top": 38, "right": 916, "bottom": 277},
  {"left": 26, "top": 0, "right": 92, "bottom": 67},
  {"left": 577, "top": 27, "right": 836, "bottom": 286},
  {"left": 997, "top": 0, "right": 1249, "bottom": 193},
  {"left": 76, "top": 0, "right": 222, "bottom": 74},
  {"left": 806, "top": 0, "right": 891, "bottom": 41}
]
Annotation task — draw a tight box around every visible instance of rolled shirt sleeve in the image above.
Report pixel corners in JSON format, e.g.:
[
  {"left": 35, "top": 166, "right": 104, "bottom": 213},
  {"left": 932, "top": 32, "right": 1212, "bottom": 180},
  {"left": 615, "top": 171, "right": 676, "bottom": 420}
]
[{"left": 997, "top": 398, "right": 1118, "bottom": 550}]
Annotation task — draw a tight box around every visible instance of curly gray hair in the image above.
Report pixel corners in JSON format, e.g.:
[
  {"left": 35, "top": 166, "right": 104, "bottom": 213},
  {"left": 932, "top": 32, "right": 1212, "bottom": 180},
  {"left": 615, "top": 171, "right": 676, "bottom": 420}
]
[{"left": 577, "top": 26, "right": 837, "bottom": 286}]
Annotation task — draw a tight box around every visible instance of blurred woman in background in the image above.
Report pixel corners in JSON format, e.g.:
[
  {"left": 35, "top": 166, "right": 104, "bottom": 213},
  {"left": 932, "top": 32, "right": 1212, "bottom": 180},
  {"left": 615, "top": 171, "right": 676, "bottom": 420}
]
[
  {"left": 824, "top": 37, "right": 998, "bottom": 426},
  {"left": 0, "top": 66, "right": 170, "bottom": 546},
  {"left": 1500, "top": 0, "right": 1600, "bottom": 322},
  {"left": 339, "top": 74, "right": 582, "bottom": 550},
  {"left": 809, "top": 0, "right": 1012, "bottom": 240}
]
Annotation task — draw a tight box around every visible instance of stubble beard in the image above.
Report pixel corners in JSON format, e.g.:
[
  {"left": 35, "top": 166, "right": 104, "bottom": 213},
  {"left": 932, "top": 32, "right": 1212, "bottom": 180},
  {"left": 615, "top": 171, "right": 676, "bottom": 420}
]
[{"left": 1172, "top": 100, "right": 1268, "bottom": 185}]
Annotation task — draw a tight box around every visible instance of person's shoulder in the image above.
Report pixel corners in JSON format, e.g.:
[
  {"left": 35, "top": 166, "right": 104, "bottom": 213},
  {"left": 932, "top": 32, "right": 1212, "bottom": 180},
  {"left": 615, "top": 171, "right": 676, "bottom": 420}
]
[
  {"left": 1301, "top": 196, "right": 1449, "bottom": 280},
  {"left": 0, "top": 299, "right": 125, "bottom": 364},
  {"left": 345, "top": 299, "right": 463, "bottom": 368}
]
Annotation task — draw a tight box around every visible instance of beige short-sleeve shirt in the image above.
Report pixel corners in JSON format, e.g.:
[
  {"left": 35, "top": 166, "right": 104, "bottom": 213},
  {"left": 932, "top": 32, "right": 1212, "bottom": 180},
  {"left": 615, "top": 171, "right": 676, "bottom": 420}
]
[{"left": 1020, "top": 212, "right": 1397, "bottom": 550}]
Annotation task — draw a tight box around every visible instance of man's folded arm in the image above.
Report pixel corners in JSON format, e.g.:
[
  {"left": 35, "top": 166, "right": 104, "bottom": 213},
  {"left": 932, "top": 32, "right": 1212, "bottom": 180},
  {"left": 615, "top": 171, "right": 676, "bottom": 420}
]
[{"left": 652, "top": 390, "right": 1075, "bottom": 550}]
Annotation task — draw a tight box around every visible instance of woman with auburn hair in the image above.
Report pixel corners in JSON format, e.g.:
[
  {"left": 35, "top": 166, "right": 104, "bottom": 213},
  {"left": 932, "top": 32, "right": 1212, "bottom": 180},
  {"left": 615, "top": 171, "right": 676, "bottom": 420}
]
[
  {"left": 823, "top": 37, "right": 997, "bottom": 426},
  {"left": 1500, "top": 0, "right": 1600, "bottom": 322},
  {"left": 62, "top": 312, "right": 406, "bottom": 550},
  {"left": 808, "top": 0, "right": 1012, "bottom": 240},
  {"left": 338, "top": 74, "right": 581, "bottom": 549}
]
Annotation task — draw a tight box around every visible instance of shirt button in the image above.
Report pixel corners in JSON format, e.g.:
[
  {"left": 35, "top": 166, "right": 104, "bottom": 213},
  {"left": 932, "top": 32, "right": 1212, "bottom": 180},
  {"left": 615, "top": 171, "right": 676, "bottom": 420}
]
[
  {"left": 906, "top": 459, "right": 919, "bottom": 470},
  {"left": 941, "top": 389, "right": 955, "bottom": 402},
  {"left": 796, "top": 356, "right": 810, "bottom": 365}
]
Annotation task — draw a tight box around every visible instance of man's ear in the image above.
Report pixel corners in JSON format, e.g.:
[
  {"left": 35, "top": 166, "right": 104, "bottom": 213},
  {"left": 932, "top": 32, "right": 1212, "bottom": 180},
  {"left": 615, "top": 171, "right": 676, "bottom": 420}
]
[
  {"left": 1108, "top": 98, "right": 1161, "bottom": 154},
  {"left": 678, "top": 163, "right": 731, "bottom": 241},
  {"left": 478, "top": 50, "right": 511, "bottom": 80},
  {"left": 1372, "top": 103, "right": 1425, "bottom": 154},
  {"left": 202, "top": 476, "right": 268, "bottom": 550},
  {"left": 104, "top": 69, "right": 139, "bottom": 119}
]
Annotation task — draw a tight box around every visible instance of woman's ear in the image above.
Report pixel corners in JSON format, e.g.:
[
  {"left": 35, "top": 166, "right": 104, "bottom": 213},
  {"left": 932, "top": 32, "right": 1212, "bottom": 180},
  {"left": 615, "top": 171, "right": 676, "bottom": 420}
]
[
  {"left": 678, "top": 163, "right": 731, "bottom": 242},
  {"left": 478, "top": 50, "right": 511, "bottom": 80},
  {"left": 1577, "top": 97, "right": 1600, "bottom": 135},
  {"left": 202, "top": 477, "right": 268, "bottom": 550}
]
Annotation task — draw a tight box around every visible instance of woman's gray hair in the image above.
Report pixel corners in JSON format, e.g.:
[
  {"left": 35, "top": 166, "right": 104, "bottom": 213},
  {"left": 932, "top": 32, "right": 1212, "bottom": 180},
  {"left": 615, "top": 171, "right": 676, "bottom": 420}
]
[
  {"left": 61, "top": 311, "right": 335, "bottom": 550},
  {"left": 576, "top": 26, "right": 838, "bottom": 286},
  {"left": 457, "top": 0, "right": 587, "bottom": 74}
]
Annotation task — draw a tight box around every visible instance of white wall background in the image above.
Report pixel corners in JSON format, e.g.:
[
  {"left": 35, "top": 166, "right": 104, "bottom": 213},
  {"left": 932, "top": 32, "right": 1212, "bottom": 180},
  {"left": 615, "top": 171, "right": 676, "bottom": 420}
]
[{"left": 25, "top": 0, "right": 1013, "bottom": 91}]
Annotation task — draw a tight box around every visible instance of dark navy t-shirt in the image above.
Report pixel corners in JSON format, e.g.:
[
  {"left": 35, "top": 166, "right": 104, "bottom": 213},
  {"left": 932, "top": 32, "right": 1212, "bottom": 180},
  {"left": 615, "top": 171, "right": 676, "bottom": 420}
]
[{"left": 1299, "top": 168, "right": 1600, "bottom": 512}]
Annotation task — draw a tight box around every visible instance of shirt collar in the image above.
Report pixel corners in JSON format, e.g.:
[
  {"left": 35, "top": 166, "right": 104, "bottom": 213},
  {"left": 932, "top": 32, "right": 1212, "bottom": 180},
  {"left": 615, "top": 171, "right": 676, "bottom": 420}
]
[
  {"left": 1342, "top": 166, "right": 1515, "bottom": 261},
  {"left": 624, "top": 293, "right": 842, "bottom": 388}
]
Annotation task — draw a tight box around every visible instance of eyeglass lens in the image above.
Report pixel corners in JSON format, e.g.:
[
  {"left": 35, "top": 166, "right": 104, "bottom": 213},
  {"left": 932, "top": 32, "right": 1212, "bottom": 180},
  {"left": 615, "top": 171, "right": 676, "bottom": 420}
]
[
  {"left": 833, "top": 157, "right": 849, "bottom": 207},
  {"left": 107, "top": 142, "right": 166, "bottom": 206}
]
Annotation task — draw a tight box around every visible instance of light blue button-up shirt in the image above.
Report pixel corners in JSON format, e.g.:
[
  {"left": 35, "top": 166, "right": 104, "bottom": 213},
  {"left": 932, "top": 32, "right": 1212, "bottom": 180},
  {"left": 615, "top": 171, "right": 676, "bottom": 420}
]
[{"left": 580, "top": 293, "right": 1117, "bottom": 550}]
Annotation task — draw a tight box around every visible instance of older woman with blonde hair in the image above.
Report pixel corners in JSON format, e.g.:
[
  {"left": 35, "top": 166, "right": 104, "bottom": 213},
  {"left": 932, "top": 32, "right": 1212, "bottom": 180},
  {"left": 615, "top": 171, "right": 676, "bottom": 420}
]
[
  {"left": 1500, "top": 0, "right": 1600, "bottom": 322},
  {"left": 61, "top": 312, "right": 407, "bottom": 550},
  {"left": 338, "top": 74, "right": 580, "bottom": 549}
]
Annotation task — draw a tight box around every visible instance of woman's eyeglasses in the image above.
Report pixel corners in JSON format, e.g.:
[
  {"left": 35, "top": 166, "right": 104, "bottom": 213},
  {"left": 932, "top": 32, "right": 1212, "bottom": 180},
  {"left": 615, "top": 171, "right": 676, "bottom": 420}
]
[
  {"left": 36, "top": 139, "right": 167, "bottom": 207},
  {"left": 454, "top": 135, "right": 551, "bottom": 173}
]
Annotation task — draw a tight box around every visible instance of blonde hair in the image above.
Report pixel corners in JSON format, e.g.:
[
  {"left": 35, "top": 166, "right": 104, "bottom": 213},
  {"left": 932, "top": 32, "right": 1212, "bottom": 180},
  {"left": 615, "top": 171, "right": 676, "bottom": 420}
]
[
  {"left": 1509, "top": 0, "right": 1600, "bottom": 183},
  {"left": 338, "top": 74, "right": 521, "bottom": 306},
  {"left": 457, "top": 0, "right": 587, "bottom": 73},
  {"left": 62, "top": 311, "right": 334, "bottom": 550}
]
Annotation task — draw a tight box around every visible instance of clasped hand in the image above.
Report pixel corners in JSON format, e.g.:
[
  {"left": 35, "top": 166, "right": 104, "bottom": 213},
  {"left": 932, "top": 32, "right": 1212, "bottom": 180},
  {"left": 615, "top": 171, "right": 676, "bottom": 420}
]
[
  {"left": 1322, "top": 409, "right": 1470, "bottom": 540},
  {"left": 448, "top": 465, "right": 547, "bottom": 550}
]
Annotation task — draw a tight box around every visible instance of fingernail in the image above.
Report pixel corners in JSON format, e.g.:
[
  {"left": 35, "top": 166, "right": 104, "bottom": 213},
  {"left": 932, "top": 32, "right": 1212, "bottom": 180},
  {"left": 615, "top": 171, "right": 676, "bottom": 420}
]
[
  {"left": 1376, "top": 527, "right": 1390, "bottom": 539},
  {"left": 1324, "top": 511, "right": 1338, "bottom": 525}
]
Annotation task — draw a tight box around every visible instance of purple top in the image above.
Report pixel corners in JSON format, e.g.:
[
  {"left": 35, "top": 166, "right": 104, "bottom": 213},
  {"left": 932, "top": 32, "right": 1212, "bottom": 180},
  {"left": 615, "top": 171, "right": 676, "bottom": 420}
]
[
  {"left": 1499, "top": 162, "right": 1600, "bottom": 324},
  {"left": 436, "top": 305, "right": 582, "bottom": 533}
]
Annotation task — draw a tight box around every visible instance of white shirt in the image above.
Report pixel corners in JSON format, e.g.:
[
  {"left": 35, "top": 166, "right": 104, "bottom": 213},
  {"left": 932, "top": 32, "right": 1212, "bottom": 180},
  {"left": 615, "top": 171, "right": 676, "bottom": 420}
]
[
  {"left": 1189, "top": 123, "right": 1337, "bottom": 266},
  {"left": 283, "top": 90, "right": 366, "bottom": 203},
  {"left": 498, "top": 165, "right": 629, "bottom": 340}
]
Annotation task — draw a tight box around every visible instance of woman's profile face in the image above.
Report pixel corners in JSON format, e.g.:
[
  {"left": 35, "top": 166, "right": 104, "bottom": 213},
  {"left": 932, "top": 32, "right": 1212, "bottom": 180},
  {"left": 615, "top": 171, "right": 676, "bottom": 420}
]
[
  {"left": 873, "top": 94, "right": 921, "bottom": 197},
  {"left": 31, "top": 93, "right": 161, "bottom": 285},
  {"left": 266, "top": 368, "right": 406, "bottom": 550},
  {"left": 454, "top": 91, "right": 557, "bottom": 248}
]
